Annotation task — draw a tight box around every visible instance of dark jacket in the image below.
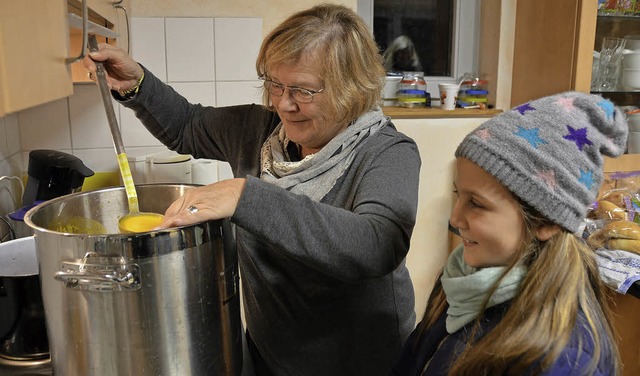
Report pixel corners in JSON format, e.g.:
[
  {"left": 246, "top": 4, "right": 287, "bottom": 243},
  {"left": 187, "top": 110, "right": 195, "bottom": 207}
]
[
  {"left": 124, "top": 67, "right": 420, "bottom": 376},
  {"left": 392, "top": 301, "right": 614, "bottom": 376}
]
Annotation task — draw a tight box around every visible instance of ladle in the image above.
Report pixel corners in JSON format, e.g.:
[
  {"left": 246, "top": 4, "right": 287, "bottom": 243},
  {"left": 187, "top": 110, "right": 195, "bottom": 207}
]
[{"left": 88, "top": 34, "right": 164, "bottom": 233}]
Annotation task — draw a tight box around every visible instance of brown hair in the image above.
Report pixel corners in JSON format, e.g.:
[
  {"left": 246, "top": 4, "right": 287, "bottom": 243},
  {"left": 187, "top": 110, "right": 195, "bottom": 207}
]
[
  {"left": 256, "top": 3, "right": 385, "bottom": 126},
  {"left": 417, "top": 202, "right": 620, "bottom": 375}
]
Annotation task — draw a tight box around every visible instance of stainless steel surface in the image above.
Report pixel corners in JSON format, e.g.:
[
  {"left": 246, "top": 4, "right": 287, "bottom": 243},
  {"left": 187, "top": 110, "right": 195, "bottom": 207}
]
[
  {"left": 0, "top": 237, "right": 37, "bottom": 277},
  {"left": 24, "top": 184, "right": 242, "bottom": 376},
  {"left": 0, "top": 358, "right": 51, "bottom": 376},
  {"left": 88, "top": 34, "right": 126, "bottom": 156}
]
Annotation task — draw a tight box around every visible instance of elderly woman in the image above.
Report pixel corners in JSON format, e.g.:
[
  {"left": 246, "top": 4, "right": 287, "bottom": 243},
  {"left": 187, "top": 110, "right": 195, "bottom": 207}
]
[{"left": 84, "top": 4, "right": 420, "bottom": 376}]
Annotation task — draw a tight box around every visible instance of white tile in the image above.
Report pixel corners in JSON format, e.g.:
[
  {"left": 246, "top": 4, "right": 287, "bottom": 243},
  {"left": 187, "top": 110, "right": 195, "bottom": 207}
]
[
  {"left": 119, "top": 104, "right": 165, "bottom": 148},
  {"left": 8, "top": 153, "right": 23, "bottom": 178},
  {"left": 166, "top": 18, "right": 215, "bottom": 82},
  {"left": 73, "top": 148, "right": 119, "bottom": 173},
  {"left": 69, "top": 84, "right": 116, "bottom": 149},
  {"left": 169, "top": 82, "right": 216, "bottom": 106},
  {"left": 131, "top": 18, "right": 167, "bottom": 82},
  {"left": 0, "top": 117, "right": 7, "bottom": 160},
  {"left": 0, "top": 159, "right": 10, "bottom": 178},
  {"left": 0, "top": 165, "right": 20, "bottom": 214},
  {"left": 18, "top": 99, "right": 71, "bottom": 150},
  {"left": 217, "top": 161, "right": 234, "bottom": 180},
  {"left": 215, "top": 81, "right": 263, "bottom": 107},
  {"left": 4, "top": 113, "right": 20, "bottom": 156},
  {"left": 215, "top": 18, "right": 262, "bottom": 80}
]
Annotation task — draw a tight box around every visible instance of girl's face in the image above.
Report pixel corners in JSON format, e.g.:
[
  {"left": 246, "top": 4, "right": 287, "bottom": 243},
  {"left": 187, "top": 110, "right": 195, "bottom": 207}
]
[
  {"left": 268, "top": 58, "right": 347, "bottom": 157},
  {"left": 450, "top": 158, "right": 526, "bottom": 268}
]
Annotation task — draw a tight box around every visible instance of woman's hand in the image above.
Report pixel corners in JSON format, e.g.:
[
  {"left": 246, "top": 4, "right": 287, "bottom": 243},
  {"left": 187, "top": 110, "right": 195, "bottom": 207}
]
[
  {"left": 82, "top": 43, "right": 144, "bottom": 94},
  {"left": 158, "top": 178, "right": 247, "bottom": 229}
]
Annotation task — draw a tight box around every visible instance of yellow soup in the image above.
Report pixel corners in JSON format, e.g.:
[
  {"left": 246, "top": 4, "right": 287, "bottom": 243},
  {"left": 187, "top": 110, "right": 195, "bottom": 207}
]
[{"left": 118, "top": 213, "right": 164, "bottom": 233}]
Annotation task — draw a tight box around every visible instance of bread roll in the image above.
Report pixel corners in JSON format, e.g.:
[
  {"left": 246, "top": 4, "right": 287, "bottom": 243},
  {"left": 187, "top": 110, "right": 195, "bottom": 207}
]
[
  {"left": 601, "top": 190, "right": 629, "bottom": 208},
  {"left": 588, "top": 220, "right": 640, "bottom": 255},
  {"left": 600, "top": 220, "right": 640, "bottom": 240},
  {"left": 607, "top": 239, "right": 640, "bottom": 254},
  {"left": 594, "top": 200, "right": 627, "bottom": 220}
]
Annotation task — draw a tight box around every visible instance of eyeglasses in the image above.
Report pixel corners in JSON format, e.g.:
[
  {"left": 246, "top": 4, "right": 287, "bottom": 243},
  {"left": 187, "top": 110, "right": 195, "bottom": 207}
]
[{"left": 260, "top": 77, "right": 323, "bottom": 103}]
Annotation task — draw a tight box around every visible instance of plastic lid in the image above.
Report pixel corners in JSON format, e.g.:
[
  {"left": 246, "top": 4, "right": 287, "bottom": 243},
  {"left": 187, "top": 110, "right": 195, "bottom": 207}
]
[
  {"left": 147, "top": 152, "right": 191, "bottom": 165},
  {"left": 461, "top": 79, "right": 489, "bottom": 85},
  {"left": 464, "top": 89, "right": 489, "bottom": 95},
  {"left": 27, "top": 150, "right": 94, "bottom": 188},
  {"left": 398, "top": 89, "right": 427, "bottom": 95}
]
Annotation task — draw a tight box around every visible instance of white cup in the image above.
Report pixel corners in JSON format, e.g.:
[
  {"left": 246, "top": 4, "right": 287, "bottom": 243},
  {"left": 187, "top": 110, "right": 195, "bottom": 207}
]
[
  {"left": 438, "top": 83, "right": 460, "bottom": 110},
  {"left": 628, "top": 131, "right": 640, "bottom": 154}
]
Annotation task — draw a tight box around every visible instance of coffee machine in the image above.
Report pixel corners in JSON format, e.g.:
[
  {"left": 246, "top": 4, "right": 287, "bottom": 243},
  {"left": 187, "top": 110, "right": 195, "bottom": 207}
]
[{"left": 0, "top": 150, "right": 93, "bottom": 368}]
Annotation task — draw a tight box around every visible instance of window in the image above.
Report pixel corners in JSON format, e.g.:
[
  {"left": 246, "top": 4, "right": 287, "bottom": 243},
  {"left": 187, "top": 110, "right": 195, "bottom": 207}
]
[{"left": 358, "top": 0, "right": 480, "bottom": 98}]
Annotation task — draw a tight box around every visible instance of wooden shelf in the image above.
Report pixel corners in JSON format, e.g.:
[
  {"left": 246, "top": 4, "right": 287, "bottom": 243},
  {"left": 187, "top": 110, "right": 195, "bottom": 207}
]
[{"left": 382, "top": 106, "right": 502, "bottom": 119}]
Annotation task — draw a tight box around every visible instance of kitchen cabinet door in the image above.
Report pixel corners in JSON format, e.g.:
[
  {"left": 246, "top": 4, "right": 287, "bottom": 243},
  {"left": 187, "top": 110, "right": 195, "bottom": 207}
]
[
  {"left": 0, "top": 0, "right": 73, "bottom": 117},
  {"left": 510, "top": 0, "right": 597, "bottom": 106}
]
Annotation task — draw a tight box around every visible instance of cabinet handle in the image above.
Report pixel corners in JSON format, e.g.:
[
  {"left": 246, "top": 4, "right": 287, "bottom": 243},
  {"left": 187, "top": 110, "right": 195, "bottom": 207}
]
[
  {"left": 66, "top": 0, "right": 88, "bottom": 64},
  {"left": 113, "top": 1, "right": 131, "bottom": 55}
]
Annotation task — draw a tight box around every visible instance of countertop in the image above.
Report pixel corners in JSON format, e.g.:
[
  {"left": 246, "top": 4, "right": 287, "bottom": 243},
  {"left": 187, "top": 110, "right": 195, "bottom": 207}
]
[{"left": 382, "top": 106, "right": 502, "bottom": 119}]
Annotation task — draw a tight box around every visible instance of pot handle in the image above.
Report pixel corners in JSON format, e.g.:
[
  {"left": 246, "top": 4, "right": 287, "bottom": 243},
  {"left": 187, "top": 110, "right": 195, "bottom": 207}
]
[{"left": 54, "top": 253, "right": 141, "bottom": 291}]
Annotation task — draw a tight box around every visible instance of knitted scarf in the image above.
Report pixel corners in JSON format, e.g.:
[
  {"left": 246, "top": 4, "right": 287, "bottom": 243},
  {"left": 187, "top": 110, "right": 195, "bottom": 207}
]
[
  {"left": 260, "top": 108, "right": 387, "bottom": 201},
  {"left": 441, "top": 245, "right": 527, "bottom": 333}
]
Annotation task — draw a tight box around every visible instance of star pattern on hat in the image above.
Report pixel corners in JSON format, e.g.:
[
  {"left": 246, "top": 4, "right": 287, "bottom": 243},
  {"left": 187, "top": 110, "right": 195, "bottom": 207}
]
[
  {"left": 515, "top": 103, "right": 535, "bottom": 115},
  {"left": 556, "top": 97, "right": 575, "bottom": 111},
  {"left": 579, "top": 169, "right": 595, "bottom": 189},
  {"left": 563, "top": 125, "right": 593, "bottom": 151},
  {"left": 537, "top": 170, "right": 557, "bottom": 189},
  {"left": 515, "top": 126, "right": 547, "bottom": 148},
  {"left": 597, "top": 99, "right": 615, "bottom": 121},
  {"left": 476, "top": 128, "right": 491, "bottom": 140}
]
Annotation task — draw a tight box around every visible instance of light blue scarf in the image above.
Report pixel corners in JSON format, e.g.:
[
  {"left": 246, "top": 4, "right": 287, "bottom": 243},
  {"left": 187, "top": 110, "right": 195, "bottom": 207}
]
[{"left": 441, "top": 245, "right": 527, "bottom": 333}]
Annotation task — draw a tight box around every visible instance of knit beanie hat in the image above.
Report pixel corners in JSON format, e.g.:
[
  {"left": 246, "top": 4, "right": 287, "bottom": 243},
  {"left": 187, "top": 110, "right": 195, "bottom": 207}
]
[{"left": 455, "top": 92, "right": 628, "bottom": 233}]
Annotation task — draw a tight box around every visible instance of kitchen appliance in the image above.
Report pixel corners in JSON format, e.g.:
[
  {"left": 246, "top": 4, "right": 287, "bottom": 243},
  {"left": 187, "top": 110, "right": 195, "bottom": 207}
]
[
  {"left": 24, "top": 184, "right": 242, "bottom": 376},
  {"left": 0, "top": 150, "right": 93, "bottom": 369},
  {"left": 21, "top": 149, "right": 94, "bottom": 207}
]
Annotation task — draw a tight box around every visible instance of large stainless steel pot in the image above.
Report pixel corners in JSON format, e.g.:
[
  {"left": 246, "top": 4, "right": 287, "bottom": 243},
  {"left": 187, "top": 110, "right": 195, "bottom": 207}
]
[{"left": 23, "top": 184, "right": 242, "bottom": 376}]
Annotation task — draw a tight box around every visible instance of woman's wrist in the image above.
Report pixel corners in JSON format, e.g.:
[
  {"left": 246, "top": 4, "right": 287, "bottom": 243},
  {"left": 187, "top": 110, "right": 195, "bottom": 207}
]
[{"left": 118, "top": 70, "right": 145, "bottom": 99}]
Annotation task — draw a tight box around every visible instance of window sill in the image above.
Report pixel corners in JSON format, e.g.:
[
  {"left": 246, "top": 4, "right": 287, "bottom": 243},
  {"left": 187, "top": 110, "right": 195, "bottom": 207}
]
[{"left": 382, "top": 106, "right": 502, "bottom": 119}]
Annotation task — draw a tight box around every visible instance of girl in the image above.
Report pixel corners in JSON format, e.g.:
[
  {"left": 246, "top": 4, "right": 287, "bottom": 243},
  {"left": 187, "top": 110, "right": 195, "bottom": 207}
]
[{"left": 393, "top": 92, "right": 627, "bottom": 375}]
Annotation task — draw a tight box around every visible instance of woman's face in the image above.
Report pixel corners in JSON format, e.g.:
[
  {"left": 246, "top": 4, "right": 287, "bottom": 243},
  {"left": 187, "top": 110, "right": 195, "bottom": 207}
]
[
  {"left": 268, "top": 58, "right": 347, "bottom": 157},
  {"left": 449, "top": 158, "right": 526, "bottom": 268}
]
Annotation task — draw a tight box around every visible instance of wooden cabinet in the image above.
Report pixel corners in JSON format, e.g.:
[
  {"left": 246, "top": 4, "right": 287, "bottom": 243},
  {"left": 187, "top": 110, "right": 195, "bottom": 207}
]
[
  {"left": 0, "top": 0, "right": 73, "bottom": 117},
  {"left": 478, "top": 0, "right": 597, "bottom": 109},
  {"left": 0, "top": 0, "right": 129, "bottom": 117},
  {"left": 481, "top": 1, "right": 638, "bottom": 109}
]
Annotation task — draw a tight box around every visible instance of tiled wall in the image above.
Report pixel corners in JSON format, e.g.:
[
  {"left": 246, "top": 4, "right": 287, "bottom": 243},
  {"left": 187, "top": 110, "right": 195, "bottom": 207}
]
[{"left": 0, "top": 16, "right": 263, "bottom": 213}]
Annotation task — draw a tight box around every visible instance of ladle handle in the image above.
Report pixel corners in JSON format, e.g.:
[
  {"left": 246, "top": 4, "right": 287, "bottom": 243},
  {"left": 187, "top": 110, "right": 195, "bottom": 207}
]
[
  {"left": 87, "top": 34, "right": 126, "bottom": 156},
  {"left": 87, "top": 34, "right": 140, "bottom": 214}
]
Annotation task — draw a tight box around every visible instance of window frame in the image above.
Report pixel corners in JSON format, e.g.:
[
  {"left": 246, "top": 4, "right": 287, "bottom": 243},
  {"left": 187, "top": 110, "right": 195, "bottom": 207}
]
[{"left": 357, "top": 0, "right": 480, "bottom": 99}]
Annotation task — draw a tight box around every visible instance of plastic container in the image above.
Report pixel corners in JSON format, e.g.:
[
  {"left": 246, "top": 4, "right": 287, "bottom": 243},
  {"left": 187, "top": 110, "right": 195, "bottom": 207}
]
[
  {"left": 458, "top": 79, "right": 489, "bottom": 109},
  {"left": 398, "top": 72, "right": 430, "bottom": 108}
]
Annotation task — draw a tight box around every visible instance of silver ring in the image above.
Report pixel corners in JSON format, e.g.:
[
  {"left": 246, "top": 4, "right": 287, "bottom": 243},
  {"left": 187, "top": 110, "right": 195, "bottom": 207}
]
[{"left": 187, "top": 205, "right": 198, "bottom": 214}]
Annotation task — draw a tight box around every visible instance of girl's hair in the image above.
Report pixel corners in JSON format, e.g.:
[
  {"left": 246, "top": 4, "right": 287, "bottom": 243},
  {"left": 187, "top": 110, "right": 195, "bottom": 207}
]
[
  {"left": 417, "top": 201, "right": 620, "bottom": 375},
  {"left": 255, "top": 4, "right": 385, "bottom": 126}
]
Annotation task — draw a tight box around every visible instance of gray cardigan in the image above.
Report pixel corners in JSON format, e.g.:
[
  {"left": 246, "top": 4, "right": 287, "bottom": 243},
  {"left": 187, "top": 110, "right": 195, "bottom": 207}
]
[{"left": 124, "top": 67, "right": 421, "bottom": 376}]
